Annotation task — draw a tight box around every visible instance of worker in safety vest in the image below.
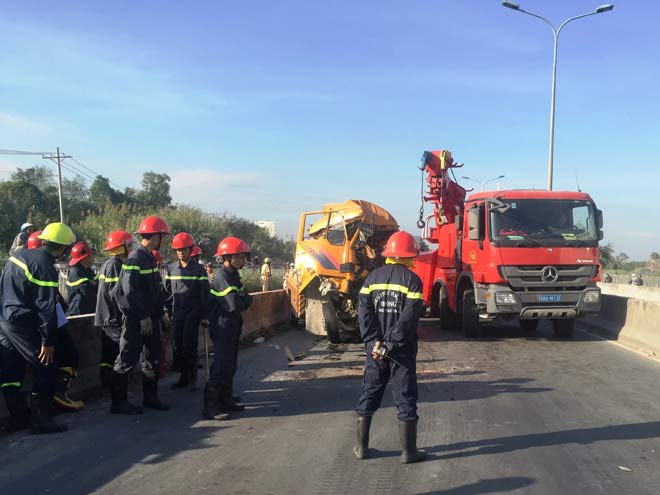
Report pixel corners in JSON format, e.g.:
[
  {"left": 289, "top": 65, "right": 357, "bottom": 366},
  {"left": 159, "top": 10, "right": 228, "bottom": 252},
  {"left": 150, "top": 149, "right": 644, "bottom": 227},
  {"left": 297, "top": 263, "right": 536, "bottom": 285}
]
[
  {"left": 202, "top": 237, "right": 252, "bottom": 421},
  {"left": 66, "top": 241, "right": 98, "bottom": 316},
  {"left": 164, "top": 232, "right": 209, "bottom": 390},
  {"left": 110, "top": 216, "right": 170, "bottom": 414},
  {"left": 353, "top": 231, "right": 427, "bottom": 464},
  {"left": 94, "top": 230, "right": 135, "bottom": 392},
  {"left": 0, "top": 222, "right": 76, "bottom": 433},
  {"left": 260, "top": 257, "right": 272, "bottom": 291}
]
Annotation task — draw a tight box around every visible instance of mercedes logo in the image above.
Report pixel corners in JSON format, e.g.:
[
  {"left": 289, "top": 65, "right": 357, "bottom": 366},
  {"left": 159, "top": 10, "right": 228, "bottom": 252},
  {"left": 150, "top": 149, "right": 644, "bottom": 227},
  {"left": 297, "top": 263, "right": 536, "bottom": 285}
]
[{"left": 541, "top": 266, "right": 559, "bottom": 283}]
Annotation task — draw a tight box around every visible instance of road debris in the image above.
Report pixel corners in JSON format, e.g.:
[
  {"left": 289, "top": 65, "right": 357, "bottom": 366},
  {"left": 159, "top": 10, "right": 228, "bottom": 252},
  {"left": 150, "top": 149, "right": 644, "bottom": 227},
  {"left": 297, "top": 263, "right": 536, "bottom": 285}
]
[{"left": 618, "top": 465, "right": 633, "bottom": 472}]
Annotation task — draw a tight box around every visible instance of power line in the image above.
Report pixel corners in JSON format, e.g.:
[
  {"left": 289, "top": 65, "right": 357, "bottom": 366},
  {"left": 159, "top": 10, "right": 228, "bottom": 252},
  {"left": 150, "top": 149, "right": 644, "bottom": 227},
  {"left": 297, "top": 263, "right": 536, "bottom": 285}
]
[
  {"left": 67, "top": 156, "right": 125, "bottom": 191},
  {"left": 61, "top": 159, "right": 99, "bottom": 183}
]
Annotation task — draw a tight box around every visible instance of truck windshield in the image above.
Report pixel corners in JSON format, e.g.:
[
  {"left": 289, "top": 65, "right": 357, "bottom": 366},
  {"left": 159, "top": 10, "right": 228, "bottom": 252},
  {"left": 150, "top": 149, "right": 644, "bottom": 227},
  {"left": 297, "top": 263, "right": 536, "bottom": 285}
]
[{"left": 489, "top": 199, "right": 599, "bottom": 247}]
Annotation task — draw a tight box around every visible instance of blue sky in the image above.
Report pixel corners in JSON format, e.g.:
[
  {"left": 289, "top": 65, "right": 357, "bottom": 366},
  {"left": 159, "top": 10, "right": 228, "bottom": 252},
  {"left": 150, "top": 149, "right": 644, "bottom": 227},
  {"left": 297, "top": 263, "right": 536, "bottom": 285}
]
[{"left": 1, "top": 1, "right": 658, "bottom": 259}]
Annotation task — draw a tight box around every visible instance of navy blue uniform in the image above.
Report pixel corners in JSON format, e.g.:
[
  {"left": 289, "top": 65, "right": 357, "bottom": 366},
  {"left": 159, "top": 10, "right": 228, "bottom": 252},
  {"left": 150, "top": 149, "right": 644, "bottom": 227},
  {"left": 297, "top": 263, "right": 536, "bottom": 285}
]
[
  {"left": 355, "top": 263, "right": 424, "bottom": 422},
  {"left": 112, "top": 245, "right": 163, "bottom": 377},
  {"left": 164, "top": 260, "right": 209, "bottom": 374},
  {"left": 94, "top": 257, "right": 124, "bottom": 376},
  {"left": 66, "top": 265, "right": 98, "bottom": 316},
  {"left": 207, "top": 265, "right": 252, "bottom": 396},
  {"left": 0, "top": 249, "right": 60, "bottom": 396}
]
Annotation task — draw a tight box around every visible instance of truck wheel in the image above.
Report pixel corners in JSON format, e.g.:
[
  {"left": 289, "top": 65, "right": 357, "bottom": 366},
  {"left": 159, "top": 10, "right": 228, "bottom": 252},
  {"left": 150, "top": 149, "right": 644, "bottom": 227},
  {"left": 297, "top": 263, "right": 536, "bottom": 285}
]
[
  {"left": 439, "top": 287, "right": 457, "bottom": 331},
  {"left": 552, "top": 319, "right": 575, "bottom": 339},
  {"left": 462, "top": 290, "right": 481, "bottom": 338},
  {"left": 519, "top": 320, "right": 538, "bottom": 333},
  {"left": 321, "top": 302, "right": 342, "bottom": 343}
]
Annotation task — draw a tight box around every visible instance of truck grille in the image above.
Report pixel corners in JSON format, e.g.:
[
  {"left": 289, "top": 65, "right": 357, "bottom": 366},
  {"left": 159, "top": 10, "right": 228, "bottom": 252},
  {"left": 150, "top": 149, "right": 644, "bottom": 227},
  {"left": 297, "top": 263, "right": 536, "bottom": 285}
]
[{"left": 500, "top": 265, "right": 597, "bottom": 290}]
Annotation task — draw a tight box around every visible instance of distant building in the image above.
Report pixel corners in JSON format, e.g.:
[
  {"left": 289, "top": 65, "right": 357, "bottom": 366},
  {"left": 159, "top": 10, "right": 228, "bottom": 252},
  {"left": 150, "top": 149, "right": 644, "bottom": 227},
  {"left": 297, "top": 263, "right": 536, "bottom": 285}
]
[{"left": 256, "top": 220, "right": 276, "bottom": 237}]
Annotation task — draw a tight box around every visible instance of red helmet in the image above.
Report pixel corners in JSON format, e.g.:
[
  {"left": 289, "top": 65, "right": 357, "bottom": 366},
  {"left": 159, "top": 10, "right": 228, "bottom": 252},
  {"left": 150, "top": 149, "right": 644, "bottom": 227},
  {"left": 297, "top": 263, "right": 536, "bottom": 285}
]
[
  {"left": 382, "top": 231, "right": 419, "bottom": 258},
  {"left": 136, "top": 216, "right": 170, "bottom": 235},
  {"left": 69, "top": 241, "right": 95, "bottom": 266},
  {"left": 215, "top": 236, "right": 250, "bottom": 257},
  {"left": 171, "top": 232, "right": 195, "bottom": 250},
  {"left": 191, "top": 245, "right": 202, "bottom": 257},
  {"left": 104, "top": 230, "right": 134, "bottom": 251},
  {"left": 27, "top": 230, "right": 43, "bottom": 249},
  {"left": 152, "top": 250, "right": 164, "bottom": 264}
]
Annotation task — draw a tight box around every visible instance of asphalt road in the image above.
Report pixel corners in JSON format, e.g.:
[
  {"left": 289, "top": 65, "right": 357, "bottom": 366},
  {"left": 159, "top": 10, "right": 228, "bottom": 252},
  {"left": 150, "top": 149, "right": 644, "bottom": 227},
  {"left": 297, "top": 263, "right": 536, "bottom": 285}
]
[{"left": 1, "top": 320, "right": 660, "bottom": 495}]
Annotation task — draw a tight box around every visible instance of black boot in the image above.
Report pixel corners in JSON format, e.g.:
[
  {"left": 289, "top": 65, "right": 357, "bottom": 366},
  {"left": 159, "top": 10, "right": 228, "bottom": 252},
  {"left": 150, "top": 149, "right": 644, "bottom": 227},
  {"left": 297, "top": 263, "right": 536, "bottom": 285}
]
[
  {"left": 352, "top": 415, "right": 372, "bottom": 459},
  {"left": 110, "top": 372, "right": 142, "bottom": 415},
  {"left": 188, "top": 361, "right": 199, "bottom": 391},
  {"left": 143, "top": 375, "right": 169, "bottom": 411},
  {"left": 100, "top": 366, "right": 113, "bottom": 393},
  {"left": 29, "top": 394, "right": 68, "bottom": 434},
  {"left": 399, "top": 419, "right": 427, "bottom": 464},
  {"left": 54, "top": 367, "right": 84, "bottom": 411},
  {"left": 201, "top": 383, "right": 229, "bottom": 420},
  {"left": 220, "top": 387, "right": 245, "bottom": 412},
  {"left": 2, "top": 389, "right": 30, "bottom": 432},
  {"left": 170, "top": 360, "right": 189, "bottom": 390}
]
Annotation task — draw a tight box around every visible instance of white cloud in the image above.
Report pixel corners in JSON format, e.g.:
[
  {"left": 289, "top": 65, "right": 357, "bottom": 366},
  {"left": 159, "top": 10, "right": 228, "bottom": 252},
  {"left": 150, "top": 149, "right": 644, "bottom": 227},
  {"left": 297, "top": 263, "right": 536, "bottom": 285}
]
[{"left": 0, "top": 112, "right": 51, "bottom": 135}]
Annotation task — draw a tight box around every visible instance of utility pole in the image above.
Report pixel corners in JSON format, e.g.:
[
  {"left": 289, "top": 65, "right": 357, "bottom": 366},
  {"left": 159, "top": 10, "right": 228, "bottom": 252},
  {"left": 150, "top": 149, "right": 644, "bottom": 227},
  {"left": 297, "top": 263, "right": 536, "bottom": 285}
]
[{"left": 42, "top": 147, "right": 71, "bottom": 222}]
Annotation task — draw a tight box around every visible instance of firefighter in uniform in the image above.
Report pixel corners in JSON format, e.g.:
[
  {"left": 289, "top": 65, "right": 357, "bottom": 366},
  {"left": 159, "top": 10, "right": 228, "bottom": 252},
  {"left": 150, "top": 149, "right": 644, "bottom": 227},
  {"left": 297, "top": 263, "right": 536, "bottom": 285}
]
[
  {"left": 353, "top": 231, "right": 427, "bottom": 464},
  {"left": 164, "top": 232, "right": 209, "bottom": 390},
  {"left": 66, "top": 241, "right": 98, "bottom": 316},
  {"left": 0, "top": 222, "right": 76, "bottom": 433},
  {"left": 202, "top": 237, "right": 252, "bottom": 421},
  {"left": 94, "top": 230, "right": 135, "bottom": 392},
  {"left": 110, "top": 216, "right": 170, "bottom": 414}
]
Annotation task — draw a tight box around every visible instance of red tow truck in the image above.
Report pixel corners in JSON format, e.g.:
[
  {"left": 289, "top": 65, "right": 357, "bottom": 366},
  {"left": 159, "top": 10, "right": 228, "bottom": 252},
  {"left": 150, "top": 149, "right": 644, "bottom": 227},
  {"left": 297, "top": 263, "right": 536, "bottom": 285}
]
[{"left": 413, "top": 150, "right": 603, "bottom": 338}]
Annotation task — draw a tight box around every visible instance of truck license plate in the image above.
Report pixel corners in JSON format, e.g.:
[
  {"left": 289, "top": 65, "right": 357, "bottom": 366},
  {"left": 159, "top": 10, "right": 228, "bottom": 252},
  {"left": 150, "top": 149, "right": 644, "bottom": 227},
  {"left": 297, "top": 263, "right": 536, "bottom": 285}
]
[{"left": 538, "top": 295, "right": 562, "bottom": 303}]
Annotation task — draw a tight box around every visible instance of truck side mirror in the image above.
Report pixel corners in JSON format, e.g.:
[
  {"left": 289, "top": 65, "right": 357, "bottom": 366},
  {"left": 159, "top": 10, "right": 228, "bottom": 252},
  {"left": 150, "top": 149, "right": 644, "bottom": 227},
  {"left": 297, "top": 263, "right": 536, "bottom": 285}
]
[
  {"left": 467, "top": 206, "right": 482, "bottom": 241},
  {"left": 595, "top": 209, "right": 604, "bottom": 240}
]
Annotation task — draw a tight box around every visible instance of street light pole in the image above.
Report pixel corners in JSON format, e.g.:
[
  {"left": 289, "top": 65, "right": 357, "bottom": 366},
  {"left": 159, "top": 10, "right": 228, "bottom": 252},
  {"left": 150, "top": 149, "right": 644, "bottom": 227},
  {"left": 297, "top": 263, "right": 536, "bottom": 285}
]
[
  {"left": 462, "top": 175, "right": 505, "bottom": 192},
  {"left": 502, "top": 2, "right": 614, "bottom": 191}
]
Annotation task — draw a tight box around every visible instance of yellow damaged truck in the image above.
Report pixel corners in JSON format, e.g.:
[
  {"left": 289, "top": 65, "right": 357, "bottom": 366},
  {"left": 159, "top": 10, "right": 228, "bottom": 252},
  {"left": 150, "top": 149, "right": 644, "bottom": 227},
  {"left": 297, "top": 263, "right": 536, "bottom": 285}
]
[{"left": 285, "top": 199, "right": 399, "bottom": 343}]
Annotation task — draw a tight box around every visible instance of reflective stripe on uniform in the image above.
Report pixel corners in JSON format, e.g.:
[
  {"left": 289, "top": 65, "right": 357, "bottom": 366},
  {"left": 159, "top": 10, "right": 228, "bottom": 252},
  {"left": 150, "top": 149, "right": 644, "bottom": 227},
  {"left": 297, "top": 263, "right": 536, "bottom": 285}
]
[
  {"left": 359, "top": 283, "right": 423, "bottom": 299},
  {"left": 99, "top": 275, "right": 119, "bottom": 283},
  {"left": 122, "top": 265, "right": 158, "bottom": 275},
  {"left": 66, "top": 277, "right": 89, "bottom": 287},
  {"left": 210, "top": 286, "right": 243, "bottom": 298},
  {"left": 164, "top": 275, "right": 208, "bottom": 281},
  {"left": 99, "top": 363, "right": 113, "bottom": 368},
  {"left": 8, "top": 256, "right": 59, "bottom": 288},
  {"left": 1, "top": 382, "right": 22, "bottom": 388}
]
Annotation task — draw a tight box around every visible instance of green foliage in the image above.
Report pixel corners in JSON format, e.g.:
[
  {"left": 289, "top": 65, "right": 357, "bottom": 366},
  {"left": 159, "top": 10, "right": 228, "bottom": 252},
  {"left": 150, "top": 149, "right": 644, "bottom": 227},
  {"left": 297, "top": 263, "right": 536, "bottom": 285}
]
[
  {"left": 137, "top": 172, "right": 171, "bottom": 208},
  {"left": 11, "top": 165, "right": 55, "bottom": 192}
]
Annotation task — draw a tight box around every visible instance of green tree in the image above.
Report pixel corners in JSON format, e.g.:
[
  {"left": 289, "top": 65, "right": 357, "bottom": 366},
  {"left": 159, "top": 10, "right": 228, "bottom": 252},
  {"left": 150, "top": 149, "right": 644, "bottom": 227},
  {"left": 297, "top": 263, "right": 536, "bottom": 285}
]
[
  {"left": 0, "top": 181, "right": 56, "bottom": 251},
  {"left": 137, "top": 172, "right": 171, "bottom": 208},
  {"left": 11, "top": 165, "right": 55, "bottom": 192},
  {"left": 599, "top": 243, "right": 615, "bottom": 268},
  {"left": 650, "top": 252, "right": 660, "bottom": 260}
]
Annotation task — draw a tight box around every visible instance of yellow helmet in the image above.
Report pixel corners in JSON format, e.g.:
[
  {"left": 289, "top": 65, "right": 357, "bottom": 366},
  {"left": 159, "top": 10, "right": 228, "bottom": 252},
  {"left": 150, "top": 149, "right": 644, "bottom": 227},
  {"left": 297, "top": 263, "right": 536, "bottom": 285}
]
[{"left": 38, "top": 222, "right": 76, "bottom": 246}]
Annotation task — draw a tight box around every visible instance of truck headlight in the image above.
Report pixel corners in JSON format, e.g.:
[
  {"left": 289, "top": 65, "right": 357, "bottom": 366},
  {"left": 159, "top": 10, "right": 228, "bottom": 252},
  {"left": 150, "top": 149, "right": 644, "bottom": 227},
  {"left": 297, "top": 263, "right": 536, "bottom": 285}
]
[
  {"left": 495, "top": 292, "right": 518, "bottom": 305},
  {"left": 583, "top": 290, "right": 600, "bottom": 304}
]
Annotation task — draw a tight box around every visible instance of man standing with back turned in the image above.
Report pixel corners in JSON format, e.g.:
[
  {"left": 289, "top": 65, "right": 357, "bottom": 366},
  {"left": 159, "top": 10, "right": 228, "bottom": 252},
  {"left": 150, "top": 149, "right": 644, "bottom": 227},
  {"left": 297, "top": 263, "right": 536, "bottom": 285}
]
[{"left": 353, "top": 231, "right": 427, "bottom": 464}]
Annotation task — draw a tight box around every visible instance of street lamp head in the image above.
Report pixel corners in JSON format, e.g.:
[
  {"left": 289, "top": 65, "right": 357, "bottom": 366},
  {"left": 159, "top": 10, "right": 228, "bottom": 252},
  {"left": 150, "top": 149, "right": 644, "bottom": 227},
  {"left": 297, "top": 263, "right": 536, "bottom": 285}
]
[
  {"left": 595, "top": 4, "right": 614, "bottom": 13},
  {"left": 502, "top": 1, "right": 520, "bottom": 10},
  {"left": 496, "top": 175, "right": 505, "bottom": 180}
]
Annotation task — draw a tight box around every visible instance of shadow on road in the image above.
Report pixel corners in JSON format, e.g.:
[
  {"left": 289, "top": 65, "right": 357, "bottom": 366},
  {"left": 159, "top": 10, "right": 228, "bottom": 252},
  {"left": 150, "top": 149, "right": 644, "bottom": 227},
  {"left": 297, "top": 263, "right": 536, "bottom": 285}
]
[{"left": 414, "top": 476, "right": 536, "bottom": 495}]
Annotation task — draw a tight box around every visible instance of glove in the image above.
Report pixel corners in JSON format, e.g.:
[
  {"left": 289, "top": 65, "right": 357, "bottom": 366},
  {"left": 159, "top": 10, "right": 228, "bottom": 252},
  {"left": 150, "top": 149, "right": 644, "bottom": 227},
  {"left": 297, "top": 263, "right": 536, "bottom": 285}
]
[{"left": 139, "top": 318, "right": 153, "bottom": 336}]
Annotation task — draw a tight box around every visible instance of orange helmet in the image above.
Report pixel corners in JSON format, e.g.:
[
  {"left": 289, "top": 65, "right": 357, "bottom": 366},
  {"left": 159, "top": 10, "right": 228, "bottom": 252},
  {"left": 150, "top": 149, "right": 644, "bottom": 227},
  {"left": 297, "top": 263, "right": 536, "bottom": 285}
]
[
  {"left": 215, "top": 236, "right": 250, "bottom": 257},
  {"left": 152, "top": 250, "right": 164, "bottom": 264},
  {"left": 382, "top": 231, "right": 419, "bottom": 258},
  {"left": 191, "top": 245, "right": 202, "bottom": 257},
  {"left": 104, "top": 230, "right": 134, "bottom": 251},
  {"left": 171, "top": 232, "right": 195, "bottom": 250},
  {"left": 27, "top": 230, "right": 43, "bottom": 249},
  {"left": 136, "top": 216, "right": 170, "bottom": 235},
  {"left": 69, "top": 241, "right": 95, "bottom": 266}
]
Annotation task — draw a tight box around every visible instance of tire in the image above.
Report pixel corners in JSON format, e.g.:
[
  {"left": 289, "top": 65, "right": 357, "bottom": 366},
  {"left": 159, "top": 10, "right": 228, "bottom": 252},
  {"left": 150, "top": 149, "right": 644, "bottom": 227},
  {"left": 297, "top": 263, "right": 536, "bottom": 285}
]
[
  {"left": 519, "top": 320, "right": 539, "bottom": 333},
  {"left": 552, "top": 319, "right": 575, "bottom": 339},
  {"left": 321, "top": 302, "right": 342, "bottom": 343},
  {"left": 438, "top": 287, "right": 457, "bottom": 331},
  {"left": 462, "top": 290, "right": 481, "bottom": 338}
]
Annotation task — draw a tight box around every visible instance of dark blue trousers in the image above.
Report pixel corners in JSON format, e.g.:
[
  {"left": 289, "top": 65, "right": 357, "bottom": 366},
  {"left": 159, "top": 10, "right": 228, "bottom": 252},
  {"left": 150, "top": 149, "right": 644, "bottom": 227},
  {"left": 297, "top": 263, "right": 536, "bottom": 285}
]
[
  {"left": 355, "top": 341, "right": 419, "bottom": 422},
  {"left": 208, "top": 322, "right": 240, "bottom": 389},
  {"left": 113, "top": 315, "right": 161, "bottom": 379}
]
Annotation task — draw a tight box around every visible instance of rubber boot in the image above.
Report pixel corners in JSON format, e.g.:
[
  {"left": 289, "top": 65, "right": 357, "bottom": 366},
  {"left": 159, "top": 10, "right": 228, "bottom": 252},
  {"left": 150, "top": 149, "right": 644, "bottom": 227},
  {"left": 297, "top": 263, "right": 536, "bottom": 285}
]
[
  {"left": 110, "top": 372, "right": 142, "bottom": 415},
  {"left": 29, "top": 394, "right": 68, "bottom": 434},
  {"left": 142, "top": 375, "right": 169, "bottom": 411},
  {"left": 220, "top": 386, "right": 245, "bottom": 412},
  {"left": 352, "top": 415, "right": 372, "bottom": 460},
  {"left": 54, "top": 367, "right": 84, "bottom": 411},
  {"left": 201, "top": 383, "right": 229, "bottom": 420},
  {"left": 399, "top": 419, "right": 427, "bottom": 464},
  {"left": 170, "top": 359, "right": 189, "bottom": 390},
  {"left": 2, "top": 388, "right": 30, "bottom": 432}
]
